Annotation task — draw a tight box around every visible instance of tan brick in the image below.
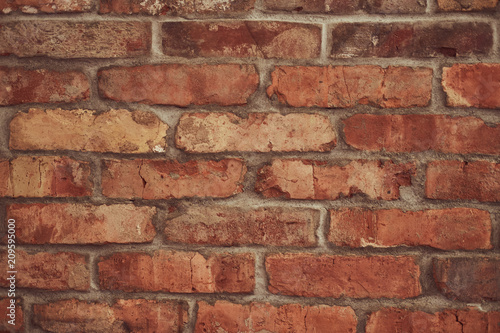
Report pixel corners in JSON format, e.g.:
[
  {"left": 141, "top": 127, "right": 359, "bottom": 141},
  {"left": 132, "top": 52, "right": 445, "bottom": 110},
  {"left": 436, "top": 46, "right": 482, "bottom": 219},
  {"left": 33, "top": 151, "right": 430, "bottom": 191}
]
[{"left": 176, "top": 112, "right": 336, "bottom": 153}]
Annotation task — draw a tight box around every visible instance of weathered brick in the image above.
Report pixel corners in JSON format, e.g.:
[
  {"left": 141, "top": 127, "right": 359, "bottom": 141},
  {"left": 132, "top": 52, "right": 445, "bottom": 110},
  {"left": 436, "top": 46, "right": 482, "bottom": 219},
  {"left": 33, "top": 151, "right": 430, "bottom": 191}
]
[
  {"left": 329, "top": 208, "right": 492, "bottom": 250},
  {"left": 256, "top": 159, "right": 415, "bottom": 200},
  {"left": 102, "top": 159, "right": 245, "bottom": 199},
  {"left": 331, "top": 22, "right": 492, "bottom": 58},
  {"left": 162, "top": 21, "right": 321, "bottom": 59},
  {"left": 366, "top": 307, "right": 500, "bottom": 333},
  {"left": 0, "top": 298, "right": 23, "bottom": 332},
  {"left": 0, "top": 22, "right": 150, "bottom": 58},
  {"left": 98, "top": 251, "right": 254, "bottom": 293},
  {"left": 165, "top": 206, "right": 318, "bottom": 246},
  {"left": 434, "top": 258, "right": 500, "bottom": 302},
  {"left": 0, "top": 67, "right": 89, "bottom": 105},
  {"left": 437, "top": 0, "right": 498, "bottom": 11},
  {"left": 196, "top": 301, "right": 357, "bottom": 333},
  {"left": 10, "top": 109, "right": 168, "bottom": 153},
  {"left": 426, "top": 160, "right": 500, "bottom": 202},
  {"left": 6, "top": 203, "right": 156, "bottom": 244},
  {"left": 99, "top": 64, "right": 258, "bottom": 106},
  {"left": 263, "top": 0, "right": 425, "bottom": 13},
  {"left": 267, "top": 66, "right": 432, "bottom": 108},
  {"left": 0, "top": 156, "right": 92, "bottom": 198},
  {"left": 34, "top": 299, "right": 187, "bottom": 332},
  {"left": 266, "top": 254, "right": 421, "bottom": 298},
  {"left": 0, "top": 0, "right": 91, "bottom": 13},
  {"left": 176, "top": 112, "right": 336, "bottom": 153},
  {"left": 0, "top": 251, "right": 89, "bottom": 290},
  {"left": 99, "top": 0, "right": 255, "bottom": 15},
  {"left": 442, "top": 63, "right": 500, "bottom": 109},
  {"left": 344, "top": 114, "right": 500, "bottom": 154}
]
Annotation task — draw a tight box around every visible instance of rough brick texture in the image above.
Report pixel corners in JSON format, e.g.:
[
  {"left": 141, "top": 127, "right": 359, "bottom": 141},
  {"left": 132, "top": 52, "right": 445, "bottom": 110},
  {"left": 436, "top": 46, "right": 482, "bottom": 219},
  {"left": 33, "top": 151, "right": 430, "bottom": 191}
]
[
  {"left": 10, "top": 109, "right": 168, "bottom": 153},
  {"left": 99, "top": 0, "right": 255, "bottom": 15},
  {"left": 256, "top": 159, "right": 415, "bottom": 200},
  {"left": 165, "top": 206, "right": 318, "bottom": 246},
  {"left": 426, "top": 160, "right": 500, "bottom": 202},
  {"left": 434, "top": 258, "right": 500, "bottom": 302},
  {"left": 33, "top": 299, "right": 188, "bottom": 332},
  {"left": 6, "top": 203, "right": 156, "bottom": 244},
  {"left": 176, "top": 112, "right": 336, "bottom": 153},
  {"left": 196, "top": 301, "right": 357, "bottom": 333},
  {"left": 366, "top": 307, "right": 500, "bottom": 332},
  {"left": 263, "top": 0, "right": 426, "bottom": 13},
  {"left": 162, "top": 21, "right": 321, "bottom": 59},
  {"left": 437, "top": 0, "right": 499, "bottom": 10},
  {"left": 0, "top": 22, "right": 151, "bottom": 58},
  {"left": 329, "top": 208, "right": 492, "bottom": 250},
  {"left": 102, "top": 159, "right": 246, "bottom": 199},
  {"left": 0, "top": 156, "right": 92, "bottom": 198},
  {"left": 344, "top": 114, "right": 500, "bottom": 154},
  {"left": 0, "top": 298, "right": 23, "bottom": 332},
  {"left": 98, "top": 64, "right": 258, "bottom": 106},
  {"left": 442, "top": 63, "right": 500, "bottom": 109},
  {"left": 0, "top": 67, "right": 89, "bottom": 105},
  {"left": 331, "top": 22, "right": 492, "bottom": 58},
  {"left": 98, "top": 251, "right": 254, "bottom": 293},
  {"left": 0, "top": 0, "right": 91, "bottom": 13},
  {"left": 0, "top": 251, "right": 89, "bottom": 290},
  {"left": 266, "top": 254, "right": 421, "bottom": 298},
  {"left": 267, "top": 66, "right": 432, "bottom": 108}
]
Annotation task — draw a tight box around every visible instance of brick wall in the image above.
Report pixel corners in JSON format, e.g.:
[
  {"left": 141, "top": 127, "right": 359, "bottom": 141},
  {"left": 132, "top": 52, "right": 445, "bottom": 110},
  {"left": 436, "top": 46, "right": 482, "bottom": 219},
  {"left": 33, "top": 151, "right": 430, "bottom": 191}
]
[{"left": 0, "top": 0, "right": 500, "bottom": 332}]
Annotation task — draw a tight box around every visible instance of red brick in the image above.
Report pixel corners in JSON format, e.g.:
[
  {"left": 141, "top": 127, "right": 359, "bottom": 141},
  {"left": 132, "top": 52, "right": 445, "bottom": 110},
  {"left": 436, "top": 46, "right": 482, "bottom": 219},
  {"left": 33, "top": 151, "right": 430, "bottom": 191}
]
[
  {"left": 0, "top": 22, "right": 150, "bottom": 58},
  {"left": 434, "top": 258, "right": 500, "bottom": 302},
  {"left": 0, "top": 298, "right": 23, "bottom": 332},
  {"left": 329, "top": 208, "right": 492, "bottom": 250},
  {"left": 98, "top": 64, "right": 258, "bottom": 106},
  {"left": 176, "top": 112, "right": 336, "bottom": 153},
  {"left": 331, "top": 23, "right": 492, "bottom": 58},
  {"left": 442, "top": 63, "right": 500, "bottom": 109},
  {"left": 99, "top": 0, "right": 255, "bottom": 15},
  {"left": 196, "top": 301, "right": 357, "bottom": 333},
  {"left": 366, "top": 307, "right": 500, "bottom": 333},
  {"left": 0, "top": 251, "right": 89, "bottom": 291},
  {"left": 267, "top": 66, "right": 432, "bottom": 108},
  {"left": 0, "top": 67, "right": 89, "bottom": 105},
  {"left": 263, "top": 0, "right": 425, "bottom": 13},
  {"left": 344, "top": 114, "right": 500, "bottom": 154},
  {"left": 162, "top": 21, "right": 321, "bottom": 59},
  {"left": 98, "top": 251, "right": 254, "bottom": 293},
  {"left": 165, "top": 206, "right": 318, "bottom": 246},
  {"left": 266, "top": 254, "right": 421, "bottom": 298},
  {"left": 33, "top": 299, "right": 187, "bottom": 332},
  {"left": 437, "top": 0, "right": 498, "bottom": 11},
  {"left": 10, "top": 109, "right": 168, "bottom": 153},
  {"left": 102, "top": 159, "right": 245, "bottom": 199},
  {"left": 0, "top": 0, "right": 91, "bottom": 13},
  {"left": 6, "top": 203, "right": 156, "bottom": 244},
  {"left": 0, "top": 156, "right": 92, "bottom": 198},
  {"left": 426, "top": 160, "right": 500, "bottom": 202},
  {"left": 256, "top": 159, "right": 415, "bottom": 200}
]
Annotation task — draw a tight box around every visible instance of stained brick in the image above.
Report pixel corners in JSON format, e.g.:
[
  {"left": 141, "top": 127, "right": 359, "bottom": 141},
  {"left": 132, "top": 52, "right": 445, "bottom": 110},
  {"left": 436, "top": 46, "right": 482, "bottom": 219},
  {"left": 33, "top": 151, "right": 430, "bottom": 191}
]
[
  {"left": 344, "top": 114, "right": 500, "bottom": 154},
  {"left": 162, "top": 21, "right": 321, "bottom": 59},
  {"left": 267, "top": 66, "right": 432, "bottom": 108},
  {"left": 329, "top": 208, "right": 492, "bottom": 250},
  {"left": 0, "top": 0, "right": 91, "bottom": 13},
  {"left": 256, "top": 159, "right": 415, "bottom": 200},
  {"left": 98, "top": 251, "right": 254, "bottom": 293},
  {"left": 10, "top": 109, "right": 168, "bottom": 153},
  {"left": 176, "top": 112, "right": 336, "bottom": 153},
  {"left": 266, "top": 254, "right": 421, "bottom": 298},
  {"left": 98, "top": 64, "right": 258, "bottom": 106},
  {"left": 6, "top": 203, "right": 156, "bottom": 244},
  {"left": 263, "top": 0, "right": 425, "bottom": 13},
  {"left": 102, "top": 159, "right": 246, "bottom": 199},
  {"left": 0, "top": 22, "right": 151, "bottom": 58},
  {"left": 0, "top": 298, "right": 23, "bottom": 332},
  {"left": 0, "top": 67, "right": 89, "bottom": 105},
  {"left": 437, "top": 0, "right": 498, "bottom": 11},
  {"left": 165, "top": 206, "right": 318, "bottom": 246}
]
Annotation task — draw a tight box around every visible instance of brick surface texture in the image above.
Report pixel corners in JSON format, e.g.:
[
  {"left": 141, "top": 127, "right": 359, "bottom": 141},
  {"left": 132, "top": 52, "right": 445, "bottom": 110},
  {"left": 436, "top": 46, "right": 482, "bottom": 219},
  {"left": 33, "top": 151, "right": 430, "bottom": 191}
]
[{"left": 2, "top": 0, "right": 499, "bottom": 331}]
